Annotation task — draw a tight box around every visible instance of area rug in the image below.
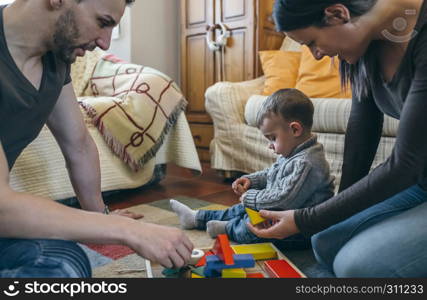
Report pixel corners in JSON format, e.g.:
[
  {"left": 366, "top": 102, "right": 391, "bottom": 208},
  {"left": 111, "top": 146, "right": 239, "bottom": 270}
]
[{"left": 80, "top": 196, "right": 334, "bottom": 278}]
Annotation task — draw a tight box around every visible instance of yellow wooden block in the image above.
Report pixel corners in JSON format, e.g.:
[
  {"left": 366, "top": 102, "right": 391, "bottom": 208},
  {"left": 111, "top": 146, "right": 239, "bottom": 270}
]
[
  {"left": 221, "top": 268, "right": 247, "bottom": 278},
  {"left": 245, "top": 207, "right": 266, "bottom": 225},
  {"left": 191, "top": 273, "right": 205, "bottom": 278},
  {"left": 231, "top": 243, "right": 278, "bottom": 261}
]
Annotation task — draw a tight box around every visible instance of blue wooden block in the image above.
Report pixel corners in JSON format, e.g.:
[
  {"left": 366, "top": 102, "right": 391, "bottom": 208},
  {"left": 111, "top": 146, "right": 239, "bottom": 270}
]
[
  {"left": 204, "top": 254, "right": 255, "bottom": 277},
  {"left": 203, "top": 268, "right": 221, "bottom": 278}
]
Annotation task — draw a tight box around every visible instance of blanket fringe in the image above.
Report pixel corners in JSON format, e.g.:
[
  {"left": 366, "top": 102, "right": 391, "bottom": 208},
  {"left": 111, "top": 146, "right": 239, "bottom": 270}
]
[{"left": 79, "top": 98, "right": 188, "bottom": 172}]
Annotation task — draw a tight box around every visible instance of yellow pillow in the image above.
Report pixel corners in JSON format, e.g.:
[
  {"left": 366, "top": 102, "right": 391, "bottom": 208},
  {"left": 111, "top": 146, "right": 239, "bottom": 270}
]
[
  {"left": 295, "top": 46, "right": 351, "bottom": 98},
  {"left": 259, "top": 50, "right": 301, "bottom": 95}
]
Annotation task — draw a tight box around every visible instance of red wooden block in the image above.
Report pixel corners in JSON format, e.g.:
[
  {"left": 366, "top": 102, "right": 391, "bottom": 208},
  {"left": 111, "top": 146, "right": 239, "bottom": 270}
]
[
  {"left": 212, "top": 234, "right": 234, "bottom": 265},
  {"left": 247, "top": 273, "right": 265, "bottom": 278},
  {"left": 195, "top": 250, "right": 214, "bottom": 267},
  {"left": 263, "top": 260, "right": 302, "bottom": 278}
]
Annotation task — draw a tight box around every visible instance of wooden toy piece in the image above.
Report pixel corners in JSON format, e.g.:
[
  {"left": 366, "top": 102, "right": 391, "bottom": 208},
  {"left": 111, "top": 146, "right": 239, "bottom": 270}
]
[
  {"left": 212, "top": 234, "right": 234, "bottom": 265},
  {"left": 189, "top": 266, "right": 205, "bottom": 277},
  {"left": 145, "top": 259, "right": 153, "bottom": 278},
  {"left": 203, "top": 267, "right": 222, "bottom": 278},
  {"left": 245, "top": 207, "right": 266, "bottom": 225},
  {"left": 189, "top": 249, "right": 205, "bottom": 265},
  {"left": 191, "top": 273, "right": 205, "bottom": 278},
  {"left": 263, "top": 260, "right": 303, "bottom": 278},
  {"left": 231, "top": 243, "right": 278, "bottom": 261},
  {"left": 246, "top": 273, "right": 265, "bottom": 278},
  {"left": 222, "top": 268, "right": 247, "bottom": 278},
  {"left": 195, "top": 250, "right": 214, "bottom": 267},
  {"left": 204, "top": 254, "right": 255, "bottom": 277}
]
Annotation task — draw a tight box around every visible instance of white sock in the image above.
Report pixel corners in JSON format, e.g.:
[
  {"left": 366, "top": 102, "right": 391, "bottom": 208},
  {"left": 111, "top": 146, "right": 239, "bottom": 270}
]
[
  {"left": 170, "top": 199, "right": 197, "bottom": 229},
  {"left": 206, "top": 220, "right": 228, "bottom": 238}
]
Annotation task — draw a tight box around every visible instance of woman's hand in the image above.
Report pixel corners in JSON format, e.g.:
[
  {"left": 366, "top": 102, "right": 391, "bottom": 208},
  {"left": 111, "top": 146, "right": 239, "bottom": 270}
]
[
  {"left": 232, "top": 177, "right": 251, "bottom": 196},
  {"left": 247, "top": 210, "right": 299, "bottom": 239}
]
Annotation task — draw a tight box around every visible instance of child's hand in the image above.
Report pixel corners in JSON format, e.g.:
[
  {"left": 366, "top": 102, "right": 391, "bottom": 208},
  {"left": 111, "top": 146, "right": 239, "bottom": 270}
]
[
  {"left": 232, "top": 177, "right": 251, "bottom": 196},
  {"left": 239, "top": 193, "right": 246, "bottom": 203}
]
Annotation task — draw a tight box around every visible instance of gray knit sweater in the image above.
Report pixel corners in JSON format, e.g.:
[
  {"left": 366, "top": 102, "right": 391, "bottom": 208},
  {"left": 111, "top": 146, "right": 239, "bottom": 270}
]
[{"left": 243, "top": 135, "right": 335, "bottom": 211}]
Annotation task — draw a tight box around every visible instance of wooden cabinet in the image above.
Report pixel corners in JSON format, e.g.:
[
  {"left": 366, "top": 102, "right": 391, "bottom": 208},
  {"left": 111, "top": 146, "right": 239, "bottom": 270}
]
[{"left": 180, "top": 0, "right": 283, "bottom": 162}]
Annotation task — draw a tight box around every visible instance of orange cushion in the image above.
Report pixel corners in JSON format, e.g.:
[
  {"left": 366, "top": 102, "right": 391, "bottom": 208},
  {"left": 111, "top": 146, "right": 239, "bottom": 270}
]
[
  {"left": 259, "top": 50, "right": 301, "bottom": 95},
  {"left": 295, "top": 46, "right": 351, "bottom": 98}
]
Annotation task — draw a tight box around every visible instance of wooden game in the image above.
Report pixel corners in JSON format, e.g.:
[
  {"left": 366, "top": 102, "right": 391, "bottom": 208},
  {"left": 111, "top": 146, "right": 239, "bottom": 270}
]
[{"left": 150, "top": 235, "right": 306, "bottom": 278}]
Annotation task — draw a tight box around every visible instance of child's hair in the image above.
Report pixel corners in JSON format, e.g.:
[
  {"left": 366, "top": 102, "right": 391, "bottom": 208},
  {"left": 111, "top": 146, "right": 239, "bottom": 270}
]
[{"left": 256, "top": 88, "right": 314, "bottom": 130}]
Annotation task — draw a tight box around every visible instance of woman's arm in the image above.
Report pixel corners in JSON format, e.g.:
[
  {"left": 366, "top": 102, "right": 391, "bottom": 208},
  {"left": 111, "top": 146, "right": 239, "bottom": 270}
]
[{"left": 339, "top": 91, "right": 384, "bottom": 191}]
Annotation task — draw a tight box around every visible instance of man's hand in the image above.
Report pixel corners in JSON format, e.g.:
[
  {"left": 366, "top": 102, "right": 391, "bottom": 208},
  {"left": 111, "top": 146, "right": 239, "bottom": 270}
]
[
  {"left": 232, "top": 177, "right": 251, "bottom": 196},
  {"left": 110, "top": 209, "right": 144, "bottom": 219},
  {"left": 127, "top": 222, "right": 194, "bottom": 269},
  {"left": 247, "top": 210, "right": 299, "bottom": 239}
]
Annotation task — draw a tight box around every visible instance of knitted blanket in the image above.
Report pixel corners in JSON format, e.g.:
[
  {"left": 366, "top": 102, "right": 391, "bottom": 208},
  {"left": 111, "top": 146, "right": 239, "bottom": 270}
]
[{"left": 79, "top": 54, "right": 187, "bottom": 171}]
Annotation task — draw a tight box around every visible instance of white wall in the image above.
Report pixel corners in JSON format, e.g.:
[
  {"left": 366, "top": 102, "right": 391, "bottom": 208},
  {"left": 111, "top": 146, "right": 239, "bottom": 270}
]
[
  {"left": 109, "top": 1, "right": 181, "bottom": 83},
  {"left": 109, "top": 7, "right": 132, "bottom": 62},
  {"left": 131, "top": 0, "right": 180, "bottom": 83}
]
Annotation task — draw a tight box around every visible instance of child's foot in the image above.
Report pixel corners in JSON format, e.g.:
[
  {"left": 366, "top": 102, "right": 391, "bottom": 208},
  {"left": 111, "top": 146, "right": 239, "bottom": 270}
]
[
  {"left": 206, "top": 220, "right": 228, "bottom": 238},
  {"left": 170, "top": 199, "right": 197, "bottom": 229}
]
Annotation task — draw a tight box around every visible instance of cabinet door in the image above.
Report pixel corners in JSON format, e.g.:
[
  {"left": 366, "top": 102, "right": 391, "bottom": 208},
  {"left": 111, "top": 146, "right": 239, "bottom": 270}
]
[
  {"left": 215, "top": 0, "right": 255, "bottom": 82},
  {"left": 257, "top": 0, "right": 285, "bottom": 76},
  {"left": 181, "top": 0, "right": 216, "bottom": 124}
]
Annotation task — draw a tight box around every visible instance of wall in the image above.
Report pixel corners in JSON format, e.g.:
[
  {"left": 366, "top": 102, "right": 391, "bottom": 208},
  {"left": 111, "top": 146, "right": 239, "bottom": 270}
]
[
  {"left": 110, "top": 1, "right": 181, "bottom": 83},
  {"left": 109, "top": 7, "right": 132, "bottom": 62}
]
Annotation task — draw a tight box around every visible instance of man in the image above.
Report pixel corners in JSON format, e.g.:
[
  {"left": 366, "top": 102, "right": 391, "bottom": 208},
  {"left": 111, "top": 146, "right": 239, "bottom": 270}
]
[{"left": 0, "top": 0, "right": 193, "bottom": 277}]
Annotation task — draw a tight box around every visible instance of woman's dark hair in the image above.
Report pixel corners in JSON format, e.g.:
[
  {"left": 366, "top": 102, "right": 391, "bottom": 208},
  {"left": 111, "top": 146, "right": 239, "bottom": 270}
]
[{"left": 273, "top": 0, "right": 378, "bottom": 100}]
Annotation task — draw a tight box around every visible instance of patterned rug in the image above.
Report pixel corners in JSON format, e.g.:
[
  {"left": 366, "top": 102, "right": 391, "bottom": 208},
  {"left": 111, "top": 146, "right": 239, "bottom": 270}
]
[{"left": 80, "top": 197, "right": 334, "bottom": 278}]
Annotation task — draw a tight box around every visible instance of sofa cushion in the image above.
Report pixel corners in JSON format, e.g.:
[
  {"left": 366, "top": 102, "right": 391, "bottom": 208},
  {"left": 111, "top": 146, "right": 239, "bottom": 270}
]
[
  {"left": 295, "top": 46, "right": 352, "bottom": 99},
  {"left": 259, "top": 50, "right": 302, "bottom": 95},
  {"left": 245, "top": 95, "right": 399, "bottom": 137}
]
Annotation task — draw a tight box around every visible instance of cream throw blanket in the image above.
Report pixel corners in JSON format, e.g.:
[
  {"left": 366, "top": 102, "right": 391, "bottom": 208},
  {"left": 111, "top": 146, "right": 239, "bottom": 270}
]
[{"left": 79, "top": 54, "right": 187, "bottom": 171}]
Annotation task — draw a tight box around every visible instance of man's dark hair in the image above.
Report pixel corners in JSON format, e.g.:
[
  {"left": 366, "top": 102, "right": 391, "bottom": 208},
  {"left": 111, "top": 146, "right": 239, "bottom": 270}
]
[
  {"left": 273, "top": 0, "right": 378, "bottom": 100},
  {"left": 256, "top": 88, "right": 314, "bottom": 130}
]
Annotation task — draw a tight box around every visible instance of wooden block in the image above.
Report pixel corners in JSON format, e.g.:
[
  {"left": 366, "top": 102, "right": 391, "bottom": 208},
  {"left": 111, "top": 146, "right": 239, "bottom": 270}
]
[
  {"left": 263, "top": 260, "right": 303, "bottom": 278},
  {"left": 195, "top": 250, "right": 214, "bottom": 267},
  {"left": 231, "top": 243, "right": 278, "bottom": 261},
  {"left": 212, "top": 234, "right": 234, "bottom": 265},
  {"left": 204, "top": 254, "right": 255, "bottom": 277},
  {"left": 189, "top": 249, "right": 205, "bottom": 265},
  {"left": 245, "top": 208, "right": 266, "bottom": 225},
  {"left": 222, "top": 268, "right": 246, "bottom": 278},
  {"left": 246, "top": 273, "right": 265, "bottom": 278},
  {"left": 190, "top": 266, "right": 205, "bottom": 277}
]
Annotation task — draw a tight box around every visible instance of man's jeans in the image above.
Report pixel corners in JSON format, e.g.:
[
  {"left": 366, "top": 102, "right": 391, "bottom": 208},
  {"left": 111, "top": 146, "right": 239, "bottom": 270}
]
[
  {"left": 312, "top": 184, "right": 427, "bottom": 277},
  {"left": 0, "top": 239, "right": 91, "bottom": 278},
  {"left": 197, "top": 203, "right": 310, "bottom": 248}
]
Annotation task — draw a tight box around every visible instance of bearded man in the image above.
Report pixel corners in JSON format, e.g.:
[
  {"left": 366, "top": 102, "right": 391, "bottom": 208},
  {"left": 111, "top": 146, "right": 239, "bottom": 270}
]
[{"left": 0, "top": 0, "right": 193, "bottom": 278}]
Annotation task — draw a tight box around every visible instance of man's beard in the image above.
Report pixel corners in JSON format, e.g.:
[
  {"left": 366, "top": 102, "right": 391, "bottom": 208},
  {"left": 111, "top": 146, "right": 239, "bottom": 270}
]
[{"left": 53, "top": 9, "right": 85, "bottom": 64}]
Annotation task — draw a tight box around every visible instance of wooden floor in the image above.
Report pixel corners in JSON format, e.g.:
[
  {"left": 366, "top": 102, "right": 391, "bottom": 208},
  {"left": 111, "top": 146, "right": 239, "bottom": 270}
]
[{"left": 107, "top": 163, "right": 240, "bottom": 211}]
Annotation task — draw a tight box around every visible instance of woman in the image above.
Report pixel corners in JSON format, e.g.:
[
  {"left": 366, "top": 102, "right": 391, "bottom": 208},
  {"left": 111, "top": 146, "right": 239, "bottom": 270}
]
[{"left": 248, "top": 0, "right": 427, "bottom": 277}]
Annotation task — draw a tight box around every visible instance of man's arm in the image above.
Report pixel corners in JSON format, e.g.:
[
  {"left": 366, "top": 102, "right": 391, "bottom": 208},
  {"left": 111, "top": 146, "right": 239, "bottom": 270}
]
[
  {"left": 47, "top": 83, "right": 104, "bottom": 212},
  {"left": 47, "top": 83, "right": 141, "bottom": 217},
  {"left": 0, "top": 142, "right": 193, "bottom": 268}
]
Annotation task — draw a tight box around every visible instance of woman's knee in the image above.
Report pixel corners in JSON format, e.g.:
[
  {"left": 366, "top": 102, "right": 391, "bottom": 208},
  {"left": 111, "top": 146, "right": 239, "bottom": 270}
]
[
  {"left": 333, "top": 202, "right": 427, "bottom": 277},
  {"left": 333, "top": 239, "right": 396, "bottom": 277},
  {"left": 311, "top": 231, "right": 337, "bottom": 269}
]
